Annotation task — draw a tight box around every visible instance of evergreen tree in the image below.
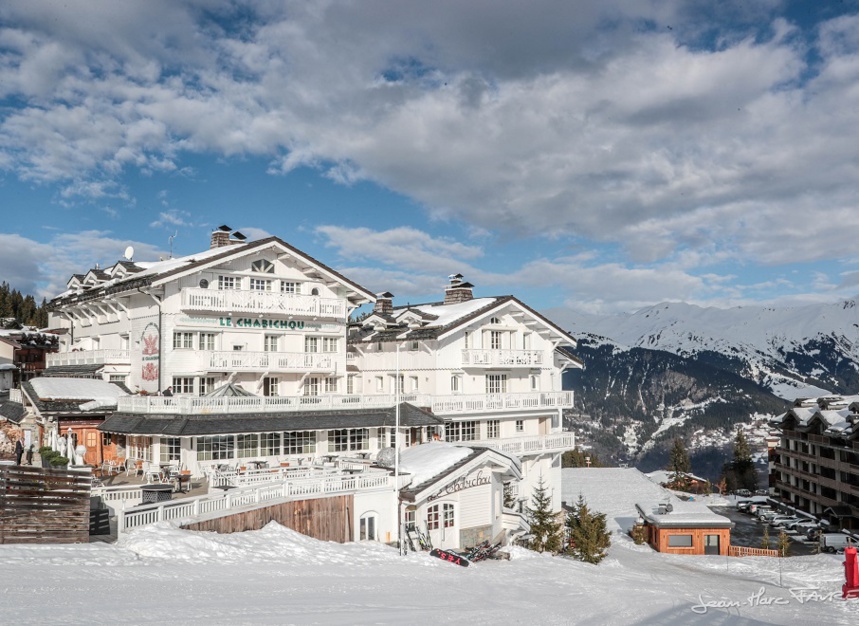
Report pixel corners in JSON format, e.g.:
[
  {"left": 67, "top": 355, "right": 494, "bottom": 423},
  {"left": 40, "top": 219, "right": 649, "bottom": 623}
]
[
  {"left": 561, "top": 448, "right": 602, "bottom": 468},
  {"left": 777, "top": 528, "right": 790, "bottom": 557},
  {"left": 526, "top": 475, "right": 563, "bottom": 553},
  {"left": 565, "top": 494, "right": 611, "bottom": 564},
  {"left": 721, "top": 427, "right": 758, "bottom": 492},
  {"left": 667, "top": 437, "right": 691, "bottom": 488}
]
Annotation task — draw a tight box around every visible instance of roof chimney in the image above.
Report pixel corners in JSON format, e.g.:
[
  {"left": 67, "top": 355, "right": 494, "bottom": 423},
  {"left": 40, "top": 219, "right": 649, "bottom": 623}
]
[
  {"left": 374, "top": 292, "right": 394, "bottom": 316},
  {"left": 444, "top": 274, "right": 473, "bottom": 305},
  {"left": 211, "top": 225, "right": 232, "bottom": 249}
]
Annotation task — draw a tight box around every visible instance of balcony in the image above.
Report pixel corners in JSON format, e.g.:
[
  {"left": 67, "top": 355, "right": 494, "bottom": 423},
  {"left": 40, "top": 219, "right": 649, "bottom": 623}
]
[
  {"left": 116, "top": 390, "right": 575, "bottom": 416},
  {"left": 204, "top": 351, "right": 341, "bottom": 373},
  {"left": 461, "top": 349, "right": 543, "bottom": 368},
  {"left": 47, "top": 349, "right": 131, "bottom": 367},
  {"left": 471, "top": 432, "right": 575, "bottom": 457},
  {"left": 181, "top": 287, "right": 346, "bottom": 319}
]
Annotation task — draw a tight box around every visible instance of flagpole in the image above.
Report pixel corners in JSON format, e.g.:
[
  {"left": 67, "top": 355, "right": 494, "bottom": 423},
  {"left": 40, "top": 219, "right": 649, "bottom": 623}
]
[{"left": 394, "top": 342, "right": 401, "bottom": 554}]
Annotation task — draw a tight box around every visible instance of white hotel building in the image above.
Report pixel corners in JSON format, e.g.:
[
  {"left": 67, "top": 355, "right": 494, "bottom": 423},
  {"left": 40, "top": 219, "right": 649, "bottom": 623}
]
[{"left": 44, "top": 229, "right": 580, "bottom": 541}]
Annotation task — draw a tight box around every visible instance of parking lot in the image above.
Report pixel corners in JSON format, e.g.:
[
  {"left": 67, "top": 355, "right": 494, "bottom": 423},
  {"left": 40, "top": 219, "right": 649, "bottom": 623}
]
[{"left": 714, "top": 505, "right": 819, "bottom": 556}]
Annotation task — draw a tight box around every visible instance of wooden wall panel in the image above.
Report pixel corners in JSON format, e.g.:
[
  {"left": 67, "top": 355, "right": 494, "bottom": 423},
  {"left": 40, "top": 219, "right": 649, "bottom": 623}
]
[
  {"left": 0, "top": 466, "right": 91, "bottom": 544},
  {"left": 182, "top": 494, "right": 354, "bottom": 543}
]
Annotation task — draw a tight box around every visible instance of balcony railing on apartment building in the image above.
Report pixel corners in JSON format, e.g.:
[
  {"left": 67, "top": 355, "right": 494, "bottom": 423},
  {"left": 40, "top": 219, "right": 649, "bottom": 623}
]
[
  {"left": 47, "top": 349, "right": 131, "bottom": 367},
  {"left": 460, "top": 349, "right": 543, "bottom": 368},
  {"left": 470, "top": 432, "right": 575, "bottom": 456},
  {"left": 181, "top": 287, "right": 345, "bottom": 319},
  {"left": 205, "top": 351, "right": 340, "bottom": 373},
  {"left": 117, "top": 390, "right": 574, "bottom": 416}
]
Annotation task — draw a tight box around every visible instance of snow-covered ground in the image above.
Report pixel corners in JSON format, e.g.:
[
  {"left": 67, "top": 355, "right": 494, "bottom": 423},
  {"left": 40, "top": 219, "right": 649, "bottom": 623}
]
[{"left": 2, "top": 522, "right": 857, "bottom": 625}]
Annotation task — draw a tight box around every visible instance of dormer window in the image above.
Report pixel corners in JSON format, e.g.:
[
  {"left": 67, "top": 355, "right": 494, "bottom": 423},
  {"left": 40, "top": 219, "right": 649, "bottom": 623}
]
[
  {"left": 251, "top": 259, "right": 274, "bottom": 273},
  {"left": 490, "top": 316, "right": 501, "bottom": 324}
]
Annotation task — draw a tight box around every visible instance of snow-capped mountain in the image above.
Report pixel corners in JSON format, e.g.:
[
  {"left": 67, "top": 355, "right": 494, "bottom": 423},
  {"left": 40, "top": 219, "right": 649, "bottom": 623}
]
[
  {"left": 559, "top": 297, "right": 859, "bottom": 400},
  {"left": 555, "top": 297, "right": 859, "bottom": 477}
]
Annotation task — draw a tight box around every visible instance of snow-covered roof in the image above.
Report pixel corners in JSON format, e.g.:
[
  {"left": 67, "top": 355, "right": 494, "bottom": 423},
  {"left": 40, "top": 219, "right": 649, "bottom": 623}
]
[
  {"left": 645, "top": 470, "right": 709, "bottom": 486},
  {"left": 30, "top": 377, "right": 126, "bottom": 400},
  {"left": 398, "top": 298, "right": 497, "bottom": 328},
  {"left": 563, "top": 468, "right": 731, "bottom": 532},
  {"left": 398, "top": 442, "right": 474, "bottom": 487}
]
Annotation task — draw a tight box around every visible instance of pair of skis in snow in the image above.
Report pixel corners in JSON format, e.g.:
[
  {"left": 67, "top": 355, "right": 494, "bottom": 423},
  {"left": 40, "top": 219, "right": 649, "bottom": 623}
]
[
  {"left": 429, "top": 540, "right": 502, "bottom": 567},
  {"left": 405, "top": 526, "right": 433, "bottom": 553}
]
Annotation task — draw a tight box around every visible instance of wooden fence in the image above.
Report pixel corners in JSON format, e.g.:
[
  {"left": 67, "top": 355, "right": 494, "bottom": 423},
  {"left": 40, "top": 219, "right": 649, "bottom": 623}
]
[
  {"left": 182, "top": 494, "right": 354, "bottom": 542},
  {"left": 729, "top": 545, "right": 780, "bottom": 558},
  {"left": 0, "top": 465, "right": 91, "bottom": 544}
]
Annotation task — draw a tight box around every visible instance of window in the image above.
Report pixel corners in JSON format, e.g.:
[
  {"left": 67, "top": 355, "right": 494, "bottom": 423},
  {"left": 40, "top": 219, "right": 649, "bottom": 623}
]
[
  {"left": 490, "top": 316, "right": 500, "bottom": 324},
  {"left": 173, "top": 377, "right": 194, "bottom": 394},
  {"left": 450, "top": 374, "right": 461, "bottom": 393},
  {"left": 264, "top": 335, "right": 278, "bottom": 352},
  {"left": 250, "top": 278, "right": 272, "bottom": 292},
  {"left": 263, "top": 377, "right": 279, "bottom": 397},
  {"left": 464, "top": 332, "right": 469, "bottom": 349},
  {"left": 360, "top": 513, "right": 378, "bottom": 541},
  {"left": 409, "top": 376, "right": 419, "bottom": 392},
  {"left": 109, "top": 374, "right": 126, "bottom": 384},
  {"left": 173, "top": 332, "right": 193, "bottom": 349},
  {"left": 160, "top": 437, "right": 181, "bottom": 463},
  {"left": 486, "top": 374, "right": 507, "bottom": 394},
  {"left": 391, "top": 374, "right": 404, "bottom": 395},
  {"left": 668, "top": 535, "right": 694, "bottom": 548},
  {"left": 199, "top": 332, "right": 216, "bottom": 351},
  {"left": 196, "top": 435, "right": 234, "bottom": 461},
  {"left": 251, "top": 259, "right": 274, "bottom": 273},
  {"left": 409, "top": 341, "right": 419, "bottom": 351},
  {"left": 305, "top": 336, "right": 319, "bottom": 353},
  {"left": 284, "top": 431, "right": 316, "bottom": 455},
  {"left": 328, "top": 428, "right": 368, "bottom": 452},
  {"left": 325, "top": 377, "right": 338, "bottom": 393},
  {"left": 445, "top": 421, "right": 477, "bottom": 442},
  {"left": 487, "top": 420, "right": 499, "bottom": 439},
  {"left": 303, "top": 377, "right": 320, "bottom": 396},
  {"left": 322, "top": 337, "right": 338, "bottom": 352},
  {"left": 236, "top": 434, "right": 259, "bottom": 459},
  {"left": 281, "top": 281, "right": 299, "bottom": 294},
  {"left": 218, "top": 275, "right": 238, "bottom": 290},
  {"left": 199, "top": 377, "right": 215, "bottom": 396},
  {"left": 404, "top": 508, "right": 416, "bottom": 531},
  {"left": 347, "top": 375, "right": 356, "bottom": 395},
  {"left": 261, "top": 432, "right": 281, "bottom": 456},
  {"left": 490, "top": 330, "right": 502, "bottom": 350},
  {"left": 516, "top": 419, "right": 524, "bottom": 433},
  {"left": 530, "top": 374, "right": 539, "bottom": 391},
  {"left": 427, "top": 503, "right": 455, "bottom": 531},
  {"left": 375, "top": 376, "right": 384, "bottom": 392}
]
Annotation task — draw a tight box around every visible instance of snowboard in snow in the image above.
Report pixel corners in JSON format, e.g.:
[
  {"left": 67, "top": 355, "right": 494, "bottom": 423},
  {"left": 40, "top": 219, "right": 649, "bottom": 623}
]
[{"left": 429, "top": 548, "right": 469, "bottom": 567}]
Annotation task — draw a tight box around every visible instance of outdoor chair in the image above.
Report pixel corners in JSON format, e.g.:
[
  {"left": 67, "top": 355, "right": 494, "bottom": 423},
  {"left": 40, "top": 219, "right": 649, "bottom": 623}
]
[{"left": 126, "top": 460, "right": 143, "bottom": 477}]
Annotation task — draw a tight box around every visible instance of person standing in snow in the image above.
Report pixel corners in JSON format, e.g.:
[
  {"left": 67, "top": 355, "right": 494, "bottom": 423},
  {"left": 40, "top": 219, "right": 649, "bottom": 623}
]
[{"left": 14, "top": 439, "right": 24, "bottom": 465}]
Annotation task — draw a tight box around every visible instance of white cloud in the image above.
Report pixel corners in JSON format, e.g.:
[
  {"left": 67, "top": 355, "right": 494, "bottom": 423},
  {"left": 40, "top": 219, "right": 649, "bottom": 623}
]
[{"left": 2, "top": 3, "right": 859, "bottom": 311}]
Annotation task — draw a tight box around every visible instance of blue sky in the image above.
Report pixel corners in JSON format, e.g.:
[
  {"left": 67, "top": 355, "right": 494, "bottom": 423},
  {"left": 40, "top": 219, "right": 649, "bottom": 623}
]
[{"left": 2, "top": 0, "right": 859, "bottom": 317}]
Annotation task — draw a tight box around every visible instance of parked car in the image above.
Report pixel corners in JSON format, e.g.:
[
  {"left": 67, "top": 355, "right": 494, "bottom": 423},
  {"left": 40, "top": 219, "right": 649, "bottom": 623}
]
[
  {"left": 749, "top": 503, "right": 771, "bottom": 515},
  {"left": 819, "top": 533, "right": 856, "bottom": 554},
  {"left": 791, "top": 521, "right": 819, "bottom": 535},
  {"left": 770, "top": 516, "right": 802, "bottom": 528},
  {"left": 756, "top": 508, "right": 776, "bottom": 520},
  {"left": 784, "top": 518, "right": 817, "bottom": 531},
  {"left": 807, "top": 527, "right": 824, "bottom": 541},
  {"left": 735, "top": 489, "right": 752, "bottom": 497}
]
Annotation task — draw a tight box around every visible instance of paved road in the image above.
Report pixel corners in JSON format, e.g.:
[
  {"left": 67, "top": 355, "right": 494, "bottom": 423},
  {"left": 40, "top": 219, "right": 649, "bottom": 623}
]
[{"left": 711, "top": 505, "right": 819, "bottom": 556}]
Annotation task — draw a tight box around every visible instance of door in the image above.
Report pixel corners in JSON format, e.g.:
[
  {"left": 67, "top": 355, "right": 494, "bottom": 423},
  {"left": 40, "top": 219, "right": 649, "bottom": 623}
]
[
  {"left": 426, "top": 502, "right": 458, "bottom": 550},
  {"left": 704, "top": 534, "right": 720, "bottom": 555}
]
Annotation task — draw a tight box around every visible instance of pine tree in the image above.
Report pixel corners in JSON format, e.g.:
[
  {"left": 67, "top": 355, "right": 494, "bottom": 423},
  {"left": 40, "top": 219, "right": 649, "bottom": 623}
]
[
  {"left": 667, "top": 437, "right": 691, "bottom": 488},
  {"left": 526, "top": 475, "right": 563, "bottom": 553},
  {"left": 733, "top": 428, "right": 752, "bottom": 464},
  {"left": 565, "top": 494, "right": 611, "bottom": 564},
  {"left": 721, "top": 427, "right": 758, "bottom": 492},
  {"left": 777, "top": 528, "right": 790, "bottom": 557},
  {"left": 561, "top": 448, "right": 602, "bottom": 468}
]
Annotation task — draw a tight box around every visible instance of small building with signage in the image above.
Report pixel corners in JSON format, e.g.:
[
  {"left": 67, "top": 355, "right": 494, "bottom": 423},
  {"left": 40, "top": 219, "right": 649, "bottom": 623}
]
[
  {"left": 398, "top": 442, "right": 524, "bottom": 550},
  {"left": 634, "top": 501, "right": 733, "bottom": 556}
]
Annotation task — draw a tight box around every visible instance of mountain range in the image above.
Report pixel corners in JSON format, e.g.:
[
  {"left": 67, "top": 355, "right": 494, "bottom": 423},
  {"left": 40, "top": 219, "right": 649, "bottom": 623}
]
[{"left": 552, "top": 297, "right": 859, "bottom": 478}]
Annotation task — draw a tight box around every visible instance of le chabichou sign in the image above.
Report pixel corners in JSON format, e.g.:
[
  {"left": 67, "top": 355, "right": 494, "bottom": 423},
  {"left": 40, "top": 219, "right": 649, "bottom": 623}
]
[{"left": 176, "top": 316, "right": 340, "bottom": 332}]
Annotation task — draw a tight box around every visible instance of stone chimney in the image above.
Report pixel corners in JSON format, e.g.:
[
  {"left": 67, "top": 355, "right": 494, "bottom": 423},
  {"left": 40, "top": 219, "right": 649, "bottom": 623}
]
[
  {"left": 210, "top": 225, "right": 232, "bottom": 249},
  {"left": 444, "top": 274, "right": 474, "bottom": 305},
  {"left": 374, "top": 292, "right": 394, "bottom": 316}
]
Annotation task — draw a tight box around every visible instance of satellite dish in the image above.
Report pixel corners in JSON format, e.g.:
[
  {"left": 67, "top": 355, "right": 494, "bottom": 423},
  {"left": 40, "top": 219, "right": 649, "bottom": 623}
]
[{"left": 124, "top": 246, "right": 134, "bottom": 261}]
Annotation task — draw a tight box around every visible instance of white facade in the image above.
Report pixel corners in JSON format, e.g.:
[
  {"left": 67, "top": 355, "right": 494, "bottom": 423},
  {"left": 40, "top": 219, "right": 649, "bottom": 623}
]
[{"left": 45, "top": 235, "right": 580, "bottom": 521}]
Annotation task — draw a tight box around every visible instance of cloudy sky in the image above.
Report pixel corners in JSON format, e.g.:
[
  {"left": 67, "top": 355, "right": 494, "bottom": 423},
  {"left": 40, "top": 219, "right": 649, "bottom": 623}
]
[{"left": 2, "top": 0, "right": 859, "bottom": 315}]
